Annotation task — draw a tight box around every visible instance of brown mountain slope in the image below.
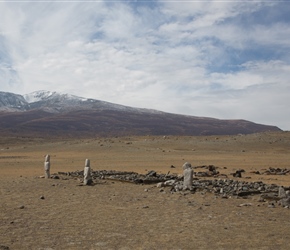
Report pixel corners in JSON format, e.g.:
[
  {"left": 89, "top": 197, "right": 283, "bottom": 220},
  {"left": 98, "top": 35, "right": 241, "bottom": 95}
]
[{"left": 0, "top": 109, "right": 281, "bottom": 137}]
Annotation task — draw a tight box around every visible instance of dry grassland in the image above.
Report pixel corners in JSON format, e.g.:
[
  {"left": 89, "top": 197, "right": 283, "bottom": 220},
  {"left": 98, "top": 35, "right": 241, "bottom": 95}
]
[{"left": 1, "top": 132, "right": 290, "bottom": 249}]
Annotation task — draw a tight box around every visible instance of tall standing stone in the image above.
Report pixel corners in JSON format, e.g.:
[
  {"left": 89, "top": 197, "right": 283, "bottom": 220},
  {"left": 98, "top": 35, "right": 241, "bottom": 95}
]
[
  {"left": 84, "top": 159, "right": 93, "bottom": 185},
  {"left": 183, "top": 162, "right": 193, "bottom": 190},
  {"left": 44, "top": 154, "right": 50, "bottom": 179}
]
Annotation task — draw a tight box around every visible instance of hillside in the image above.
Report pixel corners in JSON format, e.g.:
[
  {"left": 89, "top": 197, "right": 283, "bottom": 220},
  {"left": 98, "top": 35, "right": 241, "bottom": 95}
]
[{"left": 0, "top": 90, "right": 282, "bottom": 137}]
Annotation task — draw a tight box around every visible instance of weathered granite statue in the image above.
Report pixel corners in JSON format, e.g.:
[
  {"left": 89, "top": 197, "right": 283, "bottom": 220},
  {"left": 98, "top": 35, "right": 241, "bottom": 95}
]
[
  {"left": 83, "top": 159, "right": 93, "bottom": 185},
  {"left": 44, "top": 154, "right": 50, "bottom": 179},
  {"left": 183, "top": 162, "right": 193, "bottom": 190}
]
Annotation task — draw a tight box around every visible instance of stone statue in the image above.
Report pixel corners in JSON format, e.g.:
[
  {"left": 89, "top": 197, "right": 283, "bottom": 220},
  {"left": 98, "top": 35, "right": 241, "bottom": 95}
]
[
  {"left": 84, "top": 159, "right": 93, "bottom": 185},
  {"left": 44, "top": 154, "right": 50, "bottom": 179},
  {"left": 183, "top": 162, "right": 193, "bottom": 190}
]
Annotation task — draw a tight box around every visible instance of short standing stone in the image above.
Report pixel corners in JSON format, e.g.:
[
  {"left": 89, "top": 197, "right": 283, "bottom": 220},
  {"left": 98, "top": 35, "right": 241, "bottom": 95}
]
[
  {"left": 278, "top": 186, "right": 287, "bottom": 198},
  {"left": 183, "top": 168, "right": 193, "bottom": 190},
  {"left": 84, "top": 159, "right": 93, "bottom": 185}
]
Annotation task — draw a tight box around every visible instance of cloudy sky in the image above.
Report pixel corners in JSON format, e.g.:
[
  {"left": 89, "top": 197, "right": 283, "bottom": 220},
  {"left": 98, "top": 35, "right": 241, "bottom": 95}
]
[{"left": 0, "top": 1, "right": 290, "bottom": 130}]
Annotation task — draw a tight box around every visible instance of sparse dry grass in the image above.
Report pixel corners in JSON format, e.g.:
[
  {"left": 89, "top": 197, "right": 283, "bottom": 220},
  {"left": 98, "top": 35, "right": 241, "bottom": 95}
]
[{"left": 1, "top": 132, "right": 290, "bottom": 249}]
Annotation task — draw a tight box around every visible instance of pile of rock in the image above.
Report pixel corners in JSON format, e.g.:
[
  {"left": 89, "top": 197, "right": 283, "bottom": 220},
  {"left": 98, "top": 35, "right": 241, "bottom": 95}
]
[
  {"left": 193, "top": 165, "right": 224, "bottom": 177},
  {"left": 44, "top": 156, "right": 290, "bottom": 208},
  {"left": 154, "top": 162, "right": 290, "bottom": 208},
  {"left": 254, "top": 167, "right": 290, "bottom": 175},
  {"left": 58, "top": 169, "right": 180, "bottom": 184},
  {"left": 156, "top": 177, "right": 283, "bottom": 196}
]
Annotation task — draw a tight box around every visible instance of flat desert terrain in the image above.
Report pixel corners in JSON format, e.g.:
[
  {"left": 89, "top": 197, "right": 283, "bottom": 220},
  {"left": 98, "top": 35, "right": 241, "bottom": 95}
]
[{"left": 1, "top": 132, "right": 290, "bottom": 249}]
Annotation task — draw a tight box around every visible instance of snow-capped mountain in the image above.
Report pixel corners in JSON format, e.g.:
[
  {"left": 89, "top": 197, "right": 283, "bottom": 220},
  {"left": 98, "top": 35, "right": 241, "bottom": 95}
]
[
  {"left": 23, "top": 90, "right": 89, "bottom": 103},
  {"left": 24, "top": 90, "right": 60, "bottom": 103},
  {"left": 0, "top": 90, "right": 157, "bottom": 114},
  {"left": 0, "top": 90, "right": 282, "bottom": 137}
]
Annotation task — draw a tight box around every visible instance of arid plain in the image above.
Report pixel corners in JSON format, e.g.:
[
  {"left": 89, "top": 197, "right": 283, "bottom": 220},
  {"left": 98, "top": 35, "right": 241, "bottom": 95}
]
[{"left": 1, "top": 132, "right": 290, "bottom": 249}]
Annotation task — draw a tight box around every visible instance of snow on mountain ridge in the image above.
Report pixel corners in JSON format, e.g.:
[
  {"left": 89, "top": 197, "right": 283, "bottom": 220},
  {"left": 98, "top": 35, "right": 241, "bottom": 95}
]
[
  {"left": 24, "top": 90, "right": 55, "bottom": 103},
  {"left": 0, "top": 90, "right": 164, "bottom": 114},
  {"left": 24, "top": 90, "right": 88, "bottom": 103}
]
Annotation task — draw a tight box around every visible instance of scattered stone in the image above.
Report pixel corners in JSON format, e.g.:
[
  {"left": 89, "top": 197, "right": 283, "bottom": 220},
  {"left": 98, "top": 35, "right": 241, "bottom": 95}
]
[
  {"left": 260, "top": 167, "right": 290, "bottom": 175},
  {"left": 164, "top": 180, "right": 176, "bottom": 186},
  {"left": 0, "top": 245, "right": 10, "bottom": 250},
  {"left": 257, "top": 196, "right": 265, "bottom": 202},
  {"left": 40, "top": 196, "right": 45, "bottom": 200},
  {"left": 57, "top": 168, "right": 289, "bottom": 207},
  {"left": 222, "top": 194, "right": 228, "bottom": 199},
  {"left": 278, "top": 197, "right": 290, "bottom": 208},
  {"left": 238, "top": 203, "right": 252, "bottom": 207},
  {"left": 142, "top": 205, "right": 149, "bottom": 209},
  {"left": 156, "top": 182, "right": 165, "bottom": 188},
  {"left": 250, "top": 171, "right": 261, "bottom": 175},
  {"left": 19, "top": 205, "right": 25, "bottom": 209},
  {"left": 268, "top": 203, "right": 276, "bottom": 208},
  {"left": 260, "top": 193, "right": 280, "bottom": 202},
  {"left": 232, "top": 169, "right": 244, "bottom": 178},
  {"left": 193, "top": 165, "right": 222, "bottom": 177},
  {"left": 147, "top": 170, "right": 157, "bottom": 177}
]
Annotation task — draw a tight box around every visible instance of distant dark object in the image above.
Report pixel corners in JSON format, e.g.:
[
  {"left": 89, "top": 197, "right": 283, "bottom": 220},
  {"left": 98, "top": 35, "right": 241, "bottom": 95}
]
[
  {"left": 232, "top": 169, "right": 245, "bottom": 178},
  {"left": 258, "top": 167, "right": 290, "bottom": 175},
  {"left": 0, "top": 245, "right": 10, "bottom": 250}
]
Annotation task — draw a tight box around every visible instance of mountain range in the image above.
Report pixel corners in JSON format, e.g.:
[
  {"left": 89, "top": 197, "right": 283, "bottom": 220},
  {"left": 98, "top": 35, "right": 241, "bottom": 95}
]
[{"left": 0, "top": 90, "right": 281, "bottom": 137}]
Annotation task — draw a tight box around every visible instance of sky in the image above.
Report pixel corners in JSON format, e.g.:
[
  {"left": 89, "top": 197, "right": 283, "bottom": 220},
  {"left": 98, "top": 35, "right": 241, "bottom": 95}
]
[{"left": 0, "top": 0, "right": 290, "bottom": 130}]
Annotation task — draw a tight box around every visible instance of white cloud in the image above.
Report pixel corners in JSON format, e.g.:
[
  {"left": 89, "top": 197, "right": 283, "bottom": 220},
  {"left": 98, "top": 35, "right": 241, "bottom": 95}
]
[{"left": 0, "top": 1, "right": 290, "bottom": 130}]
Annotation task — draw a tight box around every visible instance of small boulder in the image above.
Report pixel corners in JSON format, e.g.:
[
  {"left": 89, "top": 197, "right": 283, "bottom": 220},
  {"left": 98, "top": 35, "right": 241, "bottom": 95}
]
[{"left": 156, "top": 182, "right": 165, "bottom": 188}]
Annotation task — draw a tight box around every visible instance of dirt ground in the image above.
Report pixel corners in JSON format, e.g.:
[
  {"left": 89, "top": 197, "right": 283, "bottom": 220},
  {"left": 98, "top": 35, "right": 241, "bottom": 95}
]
[{"left": 1, "top": 132, "right": 290, "bottom": 249}]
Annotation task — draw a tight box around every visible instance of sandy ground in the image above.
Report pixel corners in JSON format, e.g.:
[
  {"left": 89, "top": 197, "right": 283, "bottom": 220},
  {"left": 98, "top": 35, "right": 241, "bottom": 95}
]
[{"left": 1, "top": 132, "right": 290, "bottom": 249}]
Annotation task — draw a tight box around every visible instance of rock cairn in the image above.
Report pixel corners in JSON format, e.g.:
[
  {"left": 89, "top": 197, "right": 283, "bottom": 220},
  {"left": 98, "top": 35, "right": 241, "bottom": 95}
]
[
  {"left": 193, "top": 165, "right": 223, "bottom": 177},
  {"left": 252, "top": 167, "right": 290, "bottom": 175},
  {"left": 55, "top": 162, "right": 290, "bottom": 208},
  {"left": 44, "top": 154, "right": 50, "bottom": 179},
  {"left": 58, "top": 169, "right": 179, "bottom": 184}
]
